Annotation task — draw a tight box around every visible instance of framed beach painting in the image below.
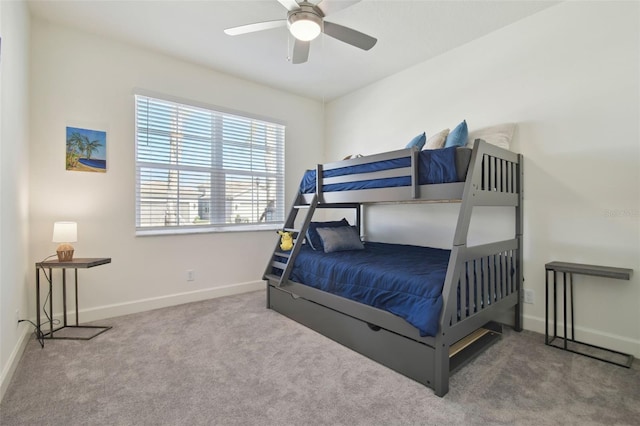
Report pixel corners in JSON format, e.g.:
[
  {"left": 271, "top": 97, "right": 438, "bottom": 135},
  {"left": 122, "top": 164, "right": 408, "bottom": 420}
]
[{"left": 66, "top": 126, "right": 107, "bottom": 173}]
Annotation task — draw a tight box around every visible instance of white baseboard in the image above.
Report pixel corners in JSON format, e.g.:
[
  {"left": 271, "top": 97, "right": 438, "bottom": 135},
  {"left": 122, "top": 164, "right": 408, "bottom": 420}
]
[
  {"left": 523, "top": 314, "right": 640, "bottom": 358},
  {"left": 71, "top": 280, "right": 266, "bottom": 324},
  {"left": 0, "top": 324, "right": 31, "bottom": 402}
]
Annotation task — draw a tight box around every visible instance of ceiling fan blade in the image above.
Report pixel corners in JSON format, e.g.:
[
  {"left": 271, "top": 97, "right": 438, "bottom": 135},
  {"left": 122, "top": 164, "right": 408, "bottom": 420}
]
[
  {"left": 316, "top": 0, "right": 361, "bottom": 17},
  {"left": 323, "top": 21, "right": 377, "bottom": 50},
  {"left": 291, "top": 39, "right": 310, "bottom": 64},
  {"left": 224, "top": 20, "right": 287, "bottom": 36},
  {"left": 278, "top": 0, "right": 301, "bottom": 12}
]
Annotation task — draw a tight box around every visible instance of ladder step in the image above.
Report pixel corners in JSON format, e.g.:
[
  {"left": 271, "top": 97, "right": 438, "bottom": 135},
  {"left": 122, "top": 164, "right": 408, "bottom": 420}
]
[
  {"left": 271, "top": 260, "right": 287, "bottom": 270},
  {"left": 284, "top": 228, "right": 301, "bottom": 234},
  {"left": 294, "top": 204, "right": 311, "bottom": 209},
  {"left": 264, "top": 274, "right": 281, "bottom": 283},
  {"left": 275, "top": 251, "right": 291, "bottom": 258}
]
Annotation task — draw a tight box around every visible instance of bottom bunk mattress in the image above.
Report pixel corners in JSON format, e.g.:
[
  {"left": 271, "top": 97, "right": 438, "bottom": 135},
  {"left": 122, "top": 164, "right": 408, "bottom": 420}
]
[{"left": 286, "top": 242, "right": 451, "bottom": 337}]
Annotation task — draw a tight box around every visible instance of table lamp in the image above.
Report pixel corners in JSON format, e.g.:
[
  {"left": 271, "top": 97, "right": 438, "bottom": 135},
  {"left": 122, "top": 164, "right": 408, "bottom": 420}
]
[{"left": 52, "top": 221, "right": 77, "bottom": 261}]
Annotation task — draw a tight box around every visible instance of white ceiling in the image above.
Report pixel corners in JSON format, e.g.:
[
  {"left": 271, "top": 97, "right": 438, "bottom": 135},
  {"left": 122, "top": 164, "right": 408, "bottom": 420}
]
[{"left": 27, "top": 0, "right": 559, "bottom": 101}]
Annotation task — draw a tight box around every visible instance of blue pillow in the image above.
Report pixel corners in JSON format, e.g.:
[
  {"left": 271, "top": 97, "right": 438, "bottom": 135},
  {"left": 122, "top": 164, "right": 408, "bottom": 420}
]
[
  {"left": 405, "top": 132, "right": 426, "bottom": 150},
  {"left": 444, "top": 120, "right": 468, "bottom": 148},
  {"left": 306, "top": 218, "right": 349, "bottom": 251},
  {"left": 315, "top": 226, "right": 364, "bottom": 253}
]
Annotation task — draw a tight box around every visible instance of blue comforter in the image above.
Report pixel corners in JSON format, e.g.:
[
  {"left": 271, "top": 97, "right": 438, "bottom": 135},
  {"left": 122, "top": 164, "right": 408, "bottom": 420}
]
[
  {"left": 288, "top": 242, "right": 450, "bottom": 337},
  {"left": 300, "top": 147, "right": 459, "bottom": 194}
]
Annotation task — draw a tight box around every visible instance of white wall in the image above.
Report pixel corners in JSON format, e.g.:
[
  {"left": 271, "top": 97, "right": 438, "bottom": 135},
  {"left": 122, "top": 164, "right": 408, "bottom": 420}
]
[
  {"left": 326, "top": 1, "right": 640, "bottom": 356},
  {"left": 28, "top": 19, "right": 323, "bottom": 324},
  {"left": 0, "top": 0, "right": 31, "bottom": 400}
]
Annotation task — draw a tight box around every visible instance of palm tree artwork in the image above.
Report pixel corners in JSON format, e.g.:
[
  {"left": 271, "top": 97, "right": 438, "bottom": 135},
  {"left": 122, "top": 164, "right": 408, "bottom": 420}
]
[{"left": 65, "top": 126, "right": 107, "bottom": 172}]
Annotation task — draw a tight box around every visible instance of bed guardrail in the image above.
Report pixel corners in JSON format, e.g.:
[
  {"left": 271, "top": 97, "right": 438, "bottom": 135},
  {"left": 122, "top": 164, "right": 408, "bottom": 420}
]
[
  {"left": 314, "top": 147, "right": 420, "bottom": 204},
  {"left": 444, "top": 239, "right": 520, "bottom": 343},
  {"left": 452, "top": 140, "right": 522, "bottom": 244}
]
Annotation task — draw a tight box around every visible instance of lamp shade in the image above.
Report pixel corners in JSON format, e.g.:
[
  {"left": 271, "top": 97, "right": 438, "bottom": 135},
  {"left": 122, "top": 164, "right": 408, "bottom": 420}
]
[{"left": 52, "top": 222, "right": 77, "bottom": 243}]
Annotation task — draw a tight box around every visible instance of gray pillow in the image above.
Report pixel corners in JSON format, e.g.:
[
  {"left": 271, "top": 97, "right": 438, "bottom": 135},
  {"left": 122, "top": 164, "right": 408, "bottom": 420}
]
[{"left": 315, "top": 226, "right": 364, "bottom": 253}]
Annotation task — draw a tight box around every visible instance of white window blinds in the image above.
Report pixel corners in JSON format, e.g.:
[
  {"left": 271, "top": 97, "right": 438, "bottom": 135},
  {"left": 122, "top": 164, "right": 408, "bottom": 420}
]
[{"left": 135, "top": 94, "right": 285, "bottom": 234}]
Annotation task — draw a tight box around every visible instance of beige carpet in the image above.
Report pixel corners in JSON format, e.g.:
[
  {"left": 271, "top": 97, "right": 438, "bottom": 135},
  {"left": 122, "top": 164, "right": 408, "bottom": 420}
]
[{"left": 1, "top": 289, "right": 638, "bottom": 425}]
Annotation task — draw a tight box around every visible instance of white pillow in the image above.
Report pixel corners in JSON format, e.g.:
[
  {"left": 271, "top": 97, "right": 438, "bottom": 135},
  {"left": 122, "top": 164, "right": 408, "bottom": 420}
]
[
  {"left": 424, "top": 128, "right": 449, "bottom": 150},
  {"left": 342, "top": 154, "right": 363, "bottom": 160},
  {"left": 466, "top": 123, "right": 516, "bottom": 150}
]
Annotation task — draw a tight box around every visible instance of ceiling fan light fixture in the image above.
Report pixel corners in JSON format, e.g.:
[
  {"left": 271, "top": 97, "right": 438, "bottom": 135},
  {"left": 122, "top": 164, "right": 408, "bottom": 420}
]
[
  {"left": 288, "top": 11, "right": 322, "bottom": 41},
  {"left": 224, "top": 1, "right": 376, "bottom": 65}
]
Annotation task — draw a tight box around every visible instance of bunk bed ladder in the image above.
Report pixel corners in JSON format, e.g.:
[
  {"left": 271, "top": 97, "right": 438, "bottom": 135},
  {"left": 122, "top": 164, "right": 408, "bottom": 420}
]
[{"left": 263, "top": 192, "right": 318, "bottom": 287}]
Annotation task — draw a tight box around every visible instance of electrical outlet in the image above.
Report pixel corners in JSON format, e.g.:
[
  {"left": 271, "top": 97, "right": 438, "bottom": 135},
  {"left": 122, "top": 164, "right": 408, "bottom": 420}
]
[
  {"left": 187, "top": 270, "right": 195, "bottom": 282},
  {"left": 524, "top": 289, "right": 535, "bottom": 304}
]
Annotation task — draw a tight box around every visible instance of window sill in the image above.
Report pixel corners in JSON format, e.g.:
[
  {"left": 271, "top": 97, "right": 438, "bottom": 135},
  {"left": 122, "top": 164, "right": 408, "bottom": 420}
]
[{"left": 136, "top": 223, "right": 283, "bottom": 237}]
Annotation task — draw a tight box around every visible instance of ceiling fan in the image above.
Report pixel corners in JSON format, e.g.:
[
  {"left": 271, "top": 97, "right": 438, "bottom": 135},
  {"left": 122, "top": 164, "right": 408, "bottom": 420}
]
[{"left": 224, "top": 0, "right": 377, "bottom": 64}]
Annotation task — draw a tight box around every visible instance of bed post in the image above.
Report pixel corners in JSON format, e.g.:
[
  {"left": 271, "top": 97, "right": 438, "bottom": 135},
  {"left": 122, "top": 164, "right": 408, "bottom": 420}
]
[
  {"left": 451, "top": 141, "right": 484, "bottom": 246},
  {"left": 433, "top": 331, "right": 450, "bottom": 397},
  {"left": 514, "top": 154, "right": 524, "bottom": 331},
  {"left": 356, "top": 203, "right": 363, "bottom": 239},
  {"left": 432, "top": 144, "right": 485, "bottom": 397},
  {"left": 316, "top": 163, "right": 324, "bottom": 204},
  {"left": 411, "top": 147, "right": 419, "bottom": 199}
]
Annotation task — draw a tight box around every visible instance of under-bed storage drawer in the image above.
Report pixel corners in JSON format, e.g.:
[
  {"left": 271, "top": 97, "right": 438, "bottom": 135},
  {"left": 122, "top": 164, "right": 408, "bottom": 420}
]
[{"left": 268, "top": 285, "right": 437, "bottom": 388}]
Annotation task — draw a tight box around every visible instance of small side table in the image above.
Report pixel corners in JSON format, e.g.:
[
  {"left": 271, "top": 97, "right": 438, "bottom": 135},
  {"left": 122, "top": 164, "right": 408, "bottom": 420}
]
[
  {"left": 545, "top": 261, "right": 634, "bottom": 367},
  {"left": 36, "top": 257, "right": 112, "bottom": 342}
]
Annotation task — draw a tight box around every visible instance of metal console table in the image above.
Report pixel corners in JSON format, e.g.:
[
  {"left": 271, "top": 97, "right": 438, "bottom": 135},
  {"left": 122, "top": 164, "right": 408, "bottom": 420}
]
[
  {"left": 545, "top": 261, "right": 634, "bottom": 367},
  {"left": 36, "top": 257, "right": 112, "bottom": 342}
]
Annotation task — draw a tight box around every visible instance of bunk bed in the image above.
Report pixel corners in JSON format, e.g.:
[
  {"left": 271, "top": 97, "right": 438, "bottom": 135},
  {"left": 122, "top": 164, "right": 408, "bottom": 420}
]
[{"left": 263, "top": 139, "right": 523, "bottom": 397}]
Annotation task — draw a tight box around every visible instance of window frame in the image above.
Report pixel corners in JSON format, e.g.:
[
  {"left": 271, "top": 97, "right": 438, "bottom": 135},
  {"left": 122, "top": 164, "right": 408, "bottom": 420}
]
[{"left": 134, "top": 90, "right": 286, "bottom": 236}]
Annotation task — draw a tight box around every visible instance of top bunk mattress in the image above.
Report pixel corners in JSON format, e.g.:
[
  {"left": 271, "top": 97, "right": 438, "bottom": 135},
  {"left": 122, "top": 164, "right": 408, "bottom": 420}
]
[
  {"left": 286, "top": 242, "right": 451, "bottom": 337},
  {"left": 300, "top": 146, "right": 472, "bottom": 194}
]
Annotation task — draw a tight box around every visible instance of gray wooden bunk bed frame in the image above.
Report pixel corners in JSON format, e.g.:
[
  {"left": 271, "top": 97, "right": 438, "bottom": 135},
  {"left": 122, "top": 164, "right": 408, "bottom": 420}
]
[{"left": 263, "top": 139, "right": 523, "bottom": 397}]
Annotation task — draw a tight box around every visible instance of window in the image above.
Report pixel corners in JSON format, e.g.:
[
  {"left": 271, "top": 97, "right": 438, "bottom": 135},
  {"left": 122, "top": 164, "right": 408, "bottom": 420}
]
[{"left": 135, "top": 93, "right": 285, "bottom": 235}]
